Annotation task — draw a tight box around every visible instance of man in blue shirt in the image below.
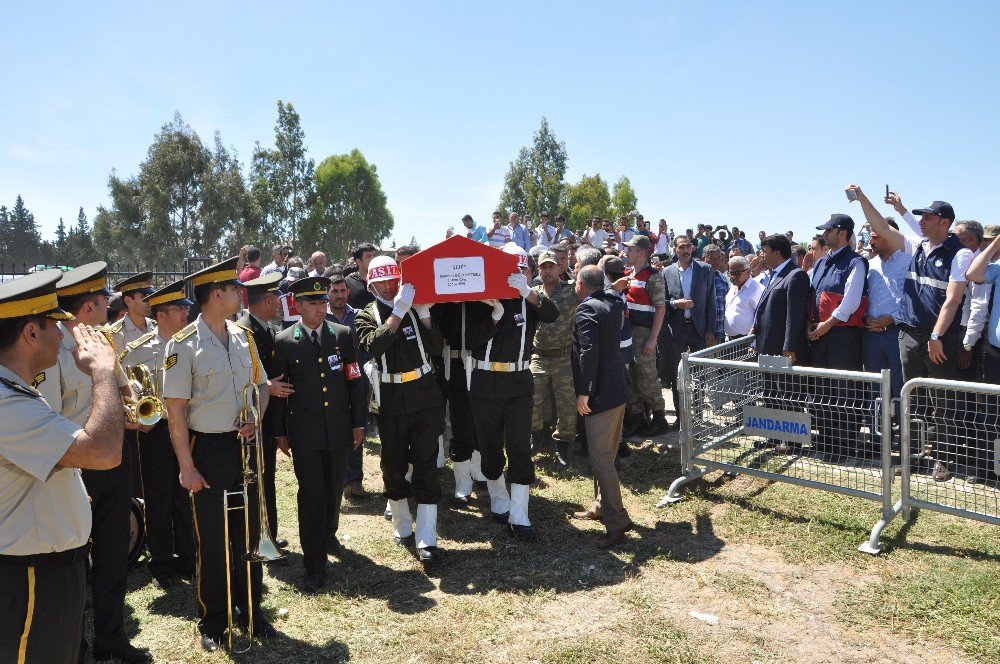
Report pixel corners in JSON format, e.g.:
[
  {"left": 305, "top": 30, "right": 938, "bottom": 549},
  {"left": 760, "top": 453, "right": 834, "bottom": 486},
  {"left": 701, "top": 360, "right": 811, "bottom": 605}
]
[
  {"left": 460, "top": 214, "right": 487, "bottom": 243},
  {"left": 506, "top": 212, "right": 532, "bottom": 253}
]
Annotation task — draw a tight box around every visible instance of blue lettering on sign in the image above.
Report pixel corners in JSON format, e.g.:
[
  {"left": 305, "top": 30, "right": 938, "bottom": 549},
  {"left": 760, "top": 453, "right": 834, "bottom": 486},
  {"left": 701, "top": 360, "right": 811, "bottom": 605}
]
[{"left": 746, "top": 416, "right": 808, "bottom": 435}]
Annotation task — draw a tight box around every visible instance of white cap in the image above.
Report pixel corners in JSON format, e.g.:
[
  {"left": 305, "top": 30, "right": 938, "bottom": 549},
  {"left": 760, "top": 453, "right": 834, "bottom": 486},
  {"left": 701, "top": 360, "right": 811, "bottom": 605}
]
[
  {"left": 502, "top": 242, "right": 529, "bottom": 269},
  {"left": 367, "top": 255, "right": 401, "bottom": 283}
]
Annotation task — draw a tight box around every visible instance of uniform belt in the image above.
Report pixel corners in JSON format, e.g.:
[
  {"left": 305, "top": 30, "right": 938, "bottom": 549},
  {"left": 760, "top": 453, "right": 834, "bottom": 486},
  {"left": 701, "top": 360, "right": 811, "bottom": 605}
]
[
  {"left": 473, "top": 360, "right": 530, "bottom": 372},
  {"left": 448, "top": 349, "right": 467, "bottom": 360},
  {"left": 0, "top": 544, "right": 89, "bottom": 567},
  {"left": 534, "top": 346, "right": 571, "bottom": 358},
  {"left": 380, "top": 363, "right": 432, "bottom": 383}
]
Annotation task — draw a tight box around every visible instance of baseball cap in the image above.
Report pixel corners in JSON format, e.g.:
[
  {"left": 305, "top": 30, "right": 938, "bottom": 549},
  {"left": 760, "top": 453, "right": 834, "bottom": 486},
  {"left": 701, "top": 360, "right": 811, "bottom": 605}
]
[
  {"left": 816, "top": 214, "right": 855, "bottom": 233},
  {"left": 537, "top": 251, "right": 558, "bottom": 266},
  {"left": 624, "top": 235, "right": 652, "bottom": 251},
  {"left": 912, "top": 201, "right": 955, "bottom": 221}
]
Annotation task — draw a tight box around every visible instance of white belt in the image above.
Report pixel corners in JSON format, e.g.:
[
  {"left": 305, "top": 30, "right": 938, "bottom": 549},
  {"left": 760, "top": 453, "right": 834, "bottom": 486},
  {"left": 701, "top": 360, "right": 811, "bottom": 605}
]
[
  {"left": 379, "top": 363, "right": 433, "bottom": 383},
  {"left": 620, "top": 338, "right": 633, "bottom": 348},
  {"left": 473, "top": 360, "right": 530, "bottom": 373},
  {"left": 448, "top": 349, "right": 467, "bottom": 360},
  {"left": 627, "top": 302, "right": 656, "bottom": 312}
]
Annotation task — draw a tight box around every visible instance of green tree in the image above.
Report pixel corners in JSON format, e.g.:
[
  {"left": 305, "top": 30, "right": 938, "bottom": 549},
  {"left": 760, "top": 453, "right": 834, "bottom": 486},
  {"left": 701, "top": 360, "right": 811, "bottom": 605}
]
[
  {"left": 563, "top": 174, "right": 611, "bottom": 231},
  {"left": 498, "top": 117, "right": 568, "bottom": 218},
  {"left": 610, "top": 176, "right": 638, "bottom": 221},
  {"left": 55, "top": 217, "right": 67, "bottom": 248},
  {"left": 4, "top": 196, "right": 42, "bottom": 264},
  {"left": 251, "top": 101, "right": 315, "bottom": 245},
  {"left": 203, "top": 133, "right": 263, "bottom": 257},
  {"left": 61, "top": 208, "right": 99, "bottom": 266},
  {"left": 302, "top": 149, "right": 394, "bottom": 261}
]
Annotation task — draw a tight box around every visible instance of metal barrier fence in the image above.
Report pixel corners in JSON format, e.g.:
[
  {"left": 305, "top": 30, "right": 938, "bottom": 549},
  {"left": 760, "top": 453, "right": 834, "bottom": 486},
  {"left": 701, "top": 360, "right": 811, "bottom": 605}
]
[
  {"left": 658, "top": 335, "right": 903, "bottom": 554},
  {"left": 901, "top": 378, "right": 1000, "bottom": 526}
]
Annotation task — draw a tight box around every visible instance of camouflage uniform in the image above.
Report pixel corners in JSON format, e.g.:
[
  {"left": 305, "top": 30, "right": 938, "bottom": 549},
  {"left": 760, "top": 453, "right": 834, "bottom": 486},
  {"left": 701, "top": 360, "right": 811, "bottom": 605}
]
[
  {"left": 530, "top": 279, "right": 579, "bottom": 444},
  {"left": 629, "top": 269, "right": 667, "bottom": 415}
]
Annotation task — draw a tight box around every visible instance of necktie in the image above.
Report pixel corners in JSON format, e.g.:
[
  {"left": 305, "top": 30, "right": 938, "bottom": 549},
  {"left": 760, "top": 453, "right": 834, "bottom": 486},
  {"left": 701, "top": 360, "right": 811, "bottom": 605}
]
[{"left": 311, "top": 330, "right": 320, "bottom": 350}]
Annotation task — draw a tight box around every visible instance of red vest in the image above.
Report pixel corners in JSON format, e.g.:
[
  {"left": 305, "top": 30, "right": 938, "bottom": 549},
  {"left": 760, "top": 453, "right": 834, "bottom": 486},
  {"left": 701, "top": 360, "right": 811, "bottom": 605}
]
[{"left": 625, "top": 265, "right": 658, "bottom": 327}]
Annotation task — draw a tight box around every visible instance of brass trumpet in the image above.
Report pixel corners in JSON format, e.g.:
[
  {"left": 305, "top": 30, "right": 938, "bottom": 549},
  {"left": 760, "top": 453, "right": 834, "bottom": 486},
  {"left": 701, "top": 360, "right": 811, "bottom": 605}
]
[
  {"left": 123, "top": 364, "right": 163, "bottom": 427},
  {"left": 223, "top": 382, "right": 284, "bottom": 651}
]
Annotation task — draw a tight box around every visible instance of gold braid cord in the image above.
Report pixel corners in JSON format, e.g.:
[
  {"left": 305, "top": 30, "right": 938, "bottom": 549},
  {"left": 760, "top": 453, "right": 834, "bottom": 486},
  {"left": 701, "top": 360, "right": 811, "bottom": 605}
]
[{"left": 243, "top": 326, "right": 262, "bottom": 385}]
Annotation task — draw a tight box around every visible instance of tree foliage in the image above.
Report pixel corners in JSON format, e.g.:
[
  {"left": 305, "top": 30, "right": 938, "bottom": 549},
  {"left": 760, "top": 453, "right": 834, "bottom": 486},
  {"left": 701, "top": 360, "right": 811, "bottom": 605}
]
[
  {"left": 610, "top": 176, "right": 638, "bottom": 221},
  {"left": 564, "top": 174, "right": 611, "bottom": 231},
  {"left": 251, "top": 101, "right": 315, "bottom": 245},
  {"left": 302, "top": 149, "right": 394, "bottom": 261},
  {"left": 498, "top": 117, "right": 568, "bottom": 218}
]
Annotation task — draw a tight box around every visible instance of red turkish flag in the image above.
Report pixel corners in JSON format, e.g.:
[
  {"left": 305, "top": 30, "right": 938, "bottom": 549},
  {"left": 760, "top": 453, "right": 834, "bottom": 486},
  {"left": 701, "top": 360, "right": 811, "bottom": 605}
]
[{"left": 400, "top": 235, "right": 520, "bottom": 304}]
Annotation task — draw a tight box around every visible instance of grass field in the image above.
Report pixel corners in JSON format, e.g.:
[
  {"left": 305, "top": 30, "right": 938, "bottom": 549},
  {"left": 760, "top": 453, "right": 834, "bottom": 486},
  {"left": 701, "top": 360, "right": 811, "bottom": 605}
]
[{"left": 86, "top": 428, "right": 999, "bottom": 663}]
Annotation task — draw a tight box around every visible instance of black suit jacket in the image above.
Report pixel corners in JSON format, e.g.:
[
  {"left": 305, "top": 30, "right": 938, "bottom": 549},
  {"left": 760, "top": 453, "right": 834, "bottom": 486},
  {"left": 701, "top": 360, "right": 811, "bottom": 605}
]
[
  {"left": 752, "top": 261, "right": 810, "bottom": 359},
  {"left": 270, "top": 321, "right": 367, "bottom": 450},
  {"left": 572, "top": 289, "right": 629, "bottom": 415}
]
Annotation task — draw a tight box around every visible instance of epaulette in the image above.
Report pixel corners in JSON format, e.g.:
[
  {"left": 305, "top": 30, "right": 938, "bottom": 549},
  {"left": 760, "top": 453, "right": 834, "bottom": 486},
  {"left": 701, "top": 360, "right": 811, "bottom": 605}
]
[
  {"left": 1, "top": 377, "right": 40, "bottom": 399},
  {"left": 127, "top": 331, "right": 155, "bottom": 350},
  {"left": 31, "top": 372, "right": 46, "bottom": 388},
  {"left": 105, "top": 318, "right": 125, "bottom": 334},
  {"left": 172, "top": 322, "right": 197, "bottom": 342}
]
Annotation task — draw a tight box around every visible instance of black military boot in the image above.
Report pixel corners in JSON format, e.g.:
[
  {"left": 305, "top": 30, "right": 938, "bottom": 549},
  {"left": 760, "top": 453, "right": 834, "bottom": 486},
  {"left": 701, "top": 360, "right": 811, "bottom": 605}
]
[
  {"left": 638, "top": 410, "right": 670, "bottom": 437},
  {"left": 621, "top": 411, "right": 648, "bottom": 437}
]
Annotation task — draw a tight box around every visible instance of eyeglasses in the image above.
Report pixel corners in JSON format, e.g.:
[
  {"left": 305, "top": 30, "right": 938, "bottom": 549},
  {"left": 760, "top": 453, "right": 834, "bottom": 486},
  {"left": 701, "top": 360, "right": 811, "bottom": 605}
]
[{"left": 727, "top": 269, "right": 746, "bottom": 276}]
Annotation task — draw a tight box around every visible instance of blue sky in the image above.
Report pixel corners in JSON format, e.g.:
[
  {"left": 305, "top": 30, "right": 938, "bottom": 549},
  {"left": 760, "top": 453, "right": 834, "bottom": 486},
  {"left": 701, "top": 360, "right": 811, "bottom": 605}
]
[{"left": 3, "top": 1, "right": 998, "bottom": 255}]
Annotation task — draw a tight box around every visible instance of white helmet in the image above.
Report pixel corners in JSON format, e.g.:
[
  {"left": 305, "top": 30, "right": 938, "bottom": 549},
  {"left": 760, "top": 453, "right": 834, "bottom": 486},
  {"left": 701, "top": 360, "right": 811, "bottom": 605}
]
[
  {"left": 502, "top": 242, "right": 529, "bottom": 270},
  {"left": 367, "top": 255, "right": 400, "bottom": 284}
]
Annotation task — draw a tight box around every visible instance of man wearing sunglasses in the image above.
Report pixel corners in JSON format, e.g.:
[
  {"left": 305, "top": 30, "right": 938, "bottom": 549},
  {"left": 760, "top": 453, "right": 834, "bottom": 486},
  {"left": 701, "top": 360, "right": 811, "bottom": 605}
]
[{"left": 724, "top": 256, "right": 763, "bottom": 339}]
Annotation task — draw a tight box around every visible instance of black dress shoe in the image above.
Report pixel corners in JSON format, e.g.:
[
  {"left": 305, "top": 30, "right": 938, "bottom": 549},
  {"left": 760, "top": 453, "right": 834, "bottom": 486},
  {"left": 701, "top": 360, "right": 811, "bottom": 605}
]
[
  {"left": 417, "top": 546, "right": 441, "bottom": 562},
  {"left": 394, "top": 533, "right": 416, "bottom": 547},
  {"left": 617, "top": 439, "right": 631, "bottom": 458},
  {"left": 509, "top": 523, "right": 536, "bottom": 541},
  {"left": 93, "top": 641, "right": 153, "bottom": 663},
  {"left": 326, "top": 536, "right": 342, "bottom": 556},
  {"left": 200, "top": 634, "right": 221, "bottom": 653},
  {"left": 275, "top": 538, "right": 289, "bottom": 549},
  {"left": 304, "top": 574, "right": 325, "bottom": 593},
  {"left": 491, "top": 511, "right": 510, "bottom": 524}
]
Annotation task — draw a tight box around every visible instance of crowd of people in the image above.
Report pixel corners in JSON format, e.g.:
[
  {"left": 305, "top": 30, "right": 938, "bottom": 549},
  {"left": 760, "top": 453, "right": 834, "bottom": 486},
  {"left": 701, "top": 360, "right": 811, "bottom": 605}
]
[{"left": 2, "top": 184, "right": 998, "bottom": 662}]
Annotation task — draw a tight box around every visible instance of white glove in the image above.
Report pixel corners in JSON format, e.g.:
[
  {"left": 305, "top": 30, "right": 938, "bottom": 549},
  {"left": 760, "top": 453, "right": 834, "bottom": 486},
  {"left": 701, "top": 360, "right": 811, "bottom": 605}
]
[
  {"left": 415, "top": 303, "right": 432, "bottom": 318},
  {"left": 392, "top": 283, "right": 415, "bottom": 318},
  {"left": 482, "top": 299, "right": 504, "bottom": 321},
  {"left": 507, "top": 272, "right": 531, "bottom": 298}
]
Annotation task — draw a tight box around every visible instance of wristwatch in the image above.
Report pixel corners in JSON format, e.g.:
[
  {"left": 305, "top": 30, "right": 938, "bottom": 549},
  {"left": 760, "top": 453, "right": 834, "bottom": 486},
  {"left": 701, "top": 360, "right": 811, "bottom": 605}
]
[{"left": 930, "top": 332, "right": 940, "bottom": 341}]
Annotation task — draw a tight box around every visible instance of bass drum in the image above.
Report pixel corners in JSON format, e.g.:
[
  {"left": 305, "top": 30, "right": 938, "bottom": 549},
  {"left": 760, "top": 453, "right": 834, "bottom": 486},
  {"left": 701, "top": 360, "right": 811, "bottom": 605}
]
[{"left": 128, "top": 497, "right": 146, "bottom": 567}]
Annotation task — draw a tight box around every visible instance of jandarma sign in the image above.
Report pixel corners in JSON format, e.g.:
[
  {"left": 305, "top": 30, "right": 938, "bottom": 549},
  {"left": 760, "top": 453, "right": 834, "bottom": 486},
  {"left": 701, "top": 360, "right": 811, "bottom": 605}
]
[{"left": 743, "top": 405, "right": 812, "bottom": 444}]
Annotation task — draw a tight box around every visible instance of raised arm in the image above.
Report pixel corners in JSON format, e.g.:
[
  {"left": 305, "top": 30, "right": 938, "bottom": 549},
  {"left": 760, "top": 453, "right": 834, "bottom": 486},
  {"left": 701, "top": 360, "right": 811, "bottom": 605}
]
[{"left": 846, "top": 184, "right": 905, "bottom": 253}]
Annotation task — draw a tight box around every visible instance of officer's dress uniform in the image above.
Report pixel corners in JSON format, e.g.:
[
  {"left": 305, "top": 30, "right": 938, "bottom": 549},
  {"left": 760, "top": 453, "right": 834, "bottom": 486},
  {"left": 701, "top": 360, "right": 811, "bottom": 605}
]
[
  {"left": 0, "top": 270, "right": 91, "bottom": 664},
  {"left": 529, "top": 278, "right": 579, "bottom": 452},
  {"left": 236, "top": 311, "right": 282, "bottom": 543},
  {"left": 807, "top": 241, "right": 870, "bottom": 459},
  {"left": 119, "top": 328, "right": 195, "bottom": 584},
  {"left": 108, "top": 271, "right": 156, "bottom": 501},
  {"left": 271, "top": 315, "right": 366, "bottom": 581},
  {"left": 162, "top": 315, "right": 268, "bottom": 639},
  {"left": 434, "top": 302, "right": 483, "bottom": 500},
  {"left": 105, "top": 313, "right": 156, "bottom": 498},
  {"left": 356, "top": 297, "right": 444, "bottom": 551},
  {"left": 35, "top": 266, "right": 133, "bottom": 659},
  {"left": 465, "top": 293, "right": 558, "bottom": 534}
]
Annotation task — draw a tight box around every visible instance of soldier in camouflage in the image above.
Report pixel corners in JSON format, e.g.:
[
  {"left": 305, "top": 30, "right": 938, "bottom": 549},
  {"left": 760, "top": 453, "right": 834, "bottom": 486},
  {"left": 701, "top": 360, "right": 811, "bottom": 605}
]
[{"left": 530, "top": 250, "right": 579, "bottom": 462}]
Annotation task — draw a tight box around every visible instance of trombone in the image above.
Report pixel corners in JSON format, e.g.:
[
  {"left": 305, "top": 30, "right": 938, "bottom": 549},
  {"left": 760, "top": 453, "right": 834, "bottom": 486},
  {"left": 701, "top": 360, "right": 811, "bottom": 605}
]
[{"left": 223, "top": 382, "right": 285, "bottom": 651}]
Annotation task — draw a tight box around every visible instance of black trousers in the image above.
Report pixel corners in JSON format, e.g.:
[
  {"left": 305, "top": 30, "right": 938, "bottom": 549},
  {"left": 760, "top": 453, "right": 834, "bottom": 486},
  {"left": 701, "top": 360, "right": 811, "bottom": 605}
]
[
  {"left": 139, "top": 420, "right": 195, "bottom": 580},
  {"left": 0, "top": 556, "right": 87, "bottom": 664},
  {"left": 808, "top": 326, "right": 867, "bottom": 457},
  {"left": 666, "top": 320, "right": 707, "bottom": 419},
  {"left": 125, "top": 429, "right": 144, "bottom": 499},
  {"left": 81, "top": 441, "right": 132, "bottom": 651},
  {"left": 291, "top": 447, "right": 347, "bottom": 576},
  {"left": 899, "top": 327, "right": 964, "bottom": 464},
  {"left": 470, "top": 393, "right": 535, "bottom": 485},
  {"left": 377, "top": 407, "right": 441, "bottom": 504},
  {"left": 446, "top": 361, "right": 479, "bottom": 463},
  {"left": 189, "top": 430, "right": 263, "bottom": 638}
]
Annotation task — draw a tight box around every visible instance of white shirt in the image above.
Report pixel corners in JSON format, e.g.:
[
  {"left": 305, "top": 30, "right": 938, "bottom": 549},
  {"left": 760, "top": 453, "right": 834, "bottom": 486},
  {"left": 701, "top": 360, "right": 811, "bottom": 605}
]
[
  {"left": 961, "top": 248, "right": 993, "bottom": 347},
  {"left": 725, "top": 276, "right": 763, "bottom": 337},
  {"left": 487, "top": 224, "right": 511, "bottom": 248},
  {"left": 535, "top": 224, "right": 559, "bottom": 248},
  {"left": 656, "top": 233, "right": 669, "bottom": 254},
  {"left": 899, "top": 210, "right": 974, "bottom": 280},
  {"left": 585, "top": 228, "right": 609, "bottom": 248},
  {"left": 617, "top": 229, "right": 635, "bottom": 252}
]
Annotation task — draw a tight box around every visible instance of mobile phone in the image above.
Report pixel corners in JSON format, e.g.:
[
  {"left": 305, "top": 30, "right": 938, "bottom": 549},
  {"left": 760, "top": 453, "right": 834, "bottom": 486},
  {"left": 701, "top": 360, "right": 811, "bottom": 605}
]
[
  {"left": 886, "top": 185, "right": 890, "bottom": 198},
  {"left": 846, "top": 189, "right": 858, "bottom": 202}
]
